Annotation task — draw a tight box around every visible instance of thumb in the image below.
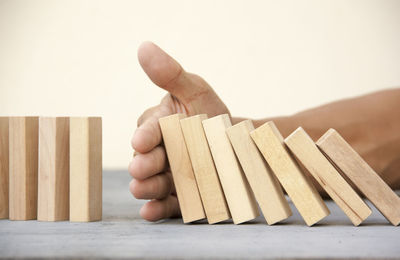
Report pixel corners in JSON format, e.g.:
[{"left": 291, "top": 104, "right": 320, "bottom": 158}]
[{"left": 137, "top": 41, "right": 210, "bottom": 104}]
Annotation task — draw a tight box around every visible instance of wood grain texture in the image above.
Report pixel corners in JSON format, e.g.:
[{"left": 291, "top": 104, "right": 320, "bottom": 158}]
[
  {"left": 9, "top": 117, "right": 39, "bottom": 220},
  {"left": 180, "top": 114, "right": 230, "bottom": 224},
  {"left": 159, "top": 114, "right": 206, "bottom": 223},
  {"left": 226, "top": 120, "right": 292, "bottom": 225},
  {"left": 202, "top": 114, "right": 259, "bottom": 224},
  {"left": 38, "top": 117, "right": 69, "bottom": 221},
  {"left": 0, "top": 117, "right": 9, "bottom": 219},
  {"left": 70, "top": 117, "right": 102, "bottom": 222},
  {"left": 285, "top": 127, "right": 371, "bottom": 226},
  {"left": 317, "top": 128, "right": 400, "bottom": 226},
  {"left": 250, "top": 121, "right": 330, "bottom": 226}
]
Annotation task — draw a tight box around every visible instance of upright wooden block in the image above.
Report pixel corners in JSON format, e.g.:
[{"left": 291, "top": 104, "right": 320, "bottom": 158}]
[
  {"left": 250, "top": 121, "right": 330, "bottom": 226},
  {"left": 202, "top": 114, "right": 259, "bottom": 224},
  {"left": 180, "top": 114, "right": 230, "bottom": 224},
  {"left": 226, "top": 120, "right": 292, "bottom": 225},
  {"left": 9, "top": 117, "right": 39, "bottom": 220},
  {"left": 285, "top": 127, "right": 371, "bottom": 226},
  {"left": 70, "top": 117, "right": 102, "bottom": 222},
  {"left": 159, "top": 114, "right": 206, "bottom": 223},
  {"left": 38, "top": 117, "right": 69, "bottom": 221},
  {"left": 0, "top": 117, "right": 9, "bottom": 219},
  {"left": 317, "top": 129, "right": 400, "bottom": 226}
]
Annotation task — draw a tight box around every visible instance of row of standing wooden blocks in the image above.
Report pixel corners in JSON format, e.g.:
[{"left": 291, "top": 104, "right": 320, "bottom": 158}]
[
  {"left": 0, "top": 117, "right": 102, "bottom": 222},
  {"left": 159, "top": 114, "right": 400, "bottom": 226}
]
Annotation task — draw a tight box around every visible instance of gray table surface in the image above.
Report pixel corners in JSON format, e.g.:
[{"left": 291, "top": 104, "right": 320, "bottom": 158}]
[{"left": 0, "top": 170, "right": 399, "bottom": 259}]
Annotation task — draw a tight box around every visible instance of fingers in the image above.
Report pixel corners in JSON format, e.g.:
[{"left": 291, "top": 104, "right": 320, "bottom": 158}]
[
  {"left": 130, "top": 172, "right": 174, "bottom": 200},
  {"left": 137, "top": 41, "right": 209, "bottom": 104},
  {"left": 131, "top": 103, "right": 171, "bottom": 153},
  {"left": 129, "top": 146, "right": 167, "bottom": 180},
  {"left": 137, "top": 105, "right": 159, "bottom": 127},
  {"left": 139, "top": 195, "right": 181, "bottom": 222}
]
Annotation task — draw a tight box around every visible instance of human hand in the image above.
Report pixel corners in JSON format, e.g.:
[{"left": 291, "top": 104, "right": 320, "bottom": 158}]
[{"left": 129, "top": 42, "right": 230, "bottom": 221}]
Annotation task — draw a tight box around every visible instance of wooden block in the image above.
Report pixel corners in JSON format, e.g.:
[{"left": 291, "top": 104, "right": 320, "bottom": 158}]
[
  {"left": 202, "top": 114, "right": 259, "bottom": 224},
  {"left": 9, "top": 117, "right": 39, "bottom": 220},
  {"left": 180, "top": 114, "right": 230, "bottom": 224},
  {"left": 38, "top": 117, "right": 69, "bottom": 221},
  {"left": 317, "top": 128, "right": 400, "bottom": 226},
  {"left": 159, "top": 114, "right": 206, "bottom": 223},
  {"left": 285, "top": 127, "right": 371, "bottom": 226},
  {"left": 0, "top": 117, "right": 9, "bottom": 219},
  {"left": 70, "top": 117, "right": 102, "bottom": 222},
  {"left": 250, "top": 121, "right": 330, "bottom": 226},
  {"left": 226, "top": 120, "right": 292, "bottom": 225}
]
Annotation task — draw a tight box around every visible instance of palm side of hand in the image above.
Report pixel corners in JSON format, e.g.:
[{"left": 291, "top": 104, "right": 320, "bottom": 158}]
[{"left": 128, "top": 42, "right": 229, "bottom": 221}]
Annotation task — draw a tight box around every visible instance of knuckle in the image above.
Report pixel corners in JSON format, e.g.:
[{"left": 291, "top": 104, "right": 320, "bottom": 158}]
[
  {"left": 128, "top": 161, "right": 135, "bottom": 177},
  {"left": 153, "top": 146, "right": 167, "bottom": 171},
  {"left": 130, "top": 179, "right": 143, "bottom": 199},
  {"left": 130, "top": 134, "right": 136, "bottom": 149},
  {"left": 128, "top": 156, "right": 143, "bottom": 179},
  {"left": 150, "top": 176, "right": 161, "bottom": 197}
]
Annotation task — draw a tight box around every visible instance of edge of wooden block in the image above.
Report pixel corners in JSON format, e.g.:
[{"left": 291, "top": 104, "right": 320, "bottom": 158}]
[
  {"left": 316, "top": 128, "right": 336, "bottom": 146},
  {"left": 161, "top": 113, "right": 207, "bottom": 223},
  {"left": 0, "top": 117, "right": 9, "bottom": 219},
  {"left": 285, "top": 127, "right": 372, "bottom": 226}
]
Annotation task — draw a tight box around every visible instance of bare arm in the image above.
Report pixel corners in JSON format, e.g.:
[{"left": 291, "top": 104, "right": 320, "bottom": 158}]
[{"left": 240, "top": 89, "right": 400, "bottom": 191}]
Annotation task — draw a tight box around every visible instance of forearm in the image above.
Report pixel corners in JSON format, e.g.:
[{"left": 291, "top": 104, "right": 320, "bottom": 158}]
[{"left": 234, "top": 88, "right": 400, "bottom": 190}]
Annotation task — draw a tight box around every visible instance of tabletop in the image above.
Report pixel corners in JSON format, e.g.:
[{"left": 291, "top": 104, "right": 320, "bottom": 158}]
[{"left": 1, "top": 170, "right": 399, "bottom": 259}]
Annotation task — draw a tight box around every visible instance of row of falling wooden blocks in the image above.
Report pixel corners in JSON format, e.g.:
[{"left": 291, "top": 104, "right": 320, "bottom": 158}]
[
  {"left": 159, "top": 114, "right": 400, "bottom": 226},
  {"left": 0, "top": 117, "right": 102, "bottom": 222}
]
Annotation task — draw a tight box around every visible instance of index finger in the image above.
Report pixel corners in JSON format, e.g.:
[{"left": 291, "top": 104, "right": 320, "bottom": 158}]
[
  {"left": 132, "top": 103, "right": 173, "bottom": 153},
  {"left": 132, "top": 115, "right": 162, "bottom": 154}
]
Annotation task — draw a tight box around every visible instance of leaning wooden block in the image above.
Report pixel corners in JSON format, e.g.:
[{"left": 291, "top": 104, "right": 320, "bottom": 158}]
[
  {"left": 250, "top": 121, "right": 329, "bottom": 226},
  {"left": 317, "top": 129, "right": 400, "bottom": 226},
  {"left": 227, "top": 120, "right": 292, "bottom": 225},
  {"left": 0, "top": 117, "right": 9, "bottom": 219},
  {"left": 180, "top": 114, "right": 230, "bottom": 224},
  {"left": 9, "top": 117, "right": 39, "bottom": 220},
  {"left": 159, "top": 114, "right": 206, "bottom": 223},
  {"left": 38, "top": 117, "right": 69, "bottom": 221},
  {"left": 70, "top": 117, "right": 102, "bottom": 222},
  {"left": 285, "top": 127, "right": 371, "bottom": 226},
  {"left": 202, "top": 114, "right": 259, "bottom": 224}
]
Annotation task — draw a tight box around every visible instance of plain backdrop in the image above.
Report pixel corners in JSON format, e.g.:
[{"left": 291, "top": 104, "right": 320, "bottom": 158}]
[{"left": 1, "top": 0, "right": 399, "bottom": 169}]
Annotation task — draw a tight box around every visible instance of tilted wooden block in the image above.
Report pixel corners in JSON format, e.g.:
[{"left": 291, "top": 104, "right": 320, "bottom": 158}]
[
  {"left": 180, "top": 114, "right": 229, "bottom": 224},
  {"left": 159, "top": 114, "right": 206, "bottom": 223},
  {"left": 9, "top": 117, "right": 39, "bottom": 220},
  {"left": 227, "top": 120, "right": 292, "bottom": 225},
  {"left": 38, "top": 117, "right": 70, "bottom": 221},
  {"left": 202, "top": 114, "right": 259, "bottom": 224},
  {"left": 0, "top": 117, "right": 9, "bottom": 219},
  {"left": 70, "top": 117, "right": 102, "bottom": 222},
  {"left": 285, "top": 127, "right": 371, "bottom": 226},
  {"left": 317, "top": 129, "right": 400, "bottom": 226},
  {"left": 250, "top": 121, "right": 330, "bottom": 226}
]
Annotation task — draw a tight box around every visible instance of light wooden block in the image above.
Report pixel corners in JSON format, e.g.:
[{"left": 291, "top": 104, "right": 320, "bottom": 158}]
[
  {"left": 38, "top": 117, "right": 69, "bottom": 221},
  {"left": 9, "top": 117, "right": 39, "bottom": 220},
  {"left": 0, "top": 117, "right": 9, "bottom": 219},
  {"left": 285, "top": 127, "right": 371, "bottom": 226},
  {"left": 202, "top": 114, "right": 259, "bottom": 224},
  {"left": 180, "top": 114, "right": 230, "bottom": 224},
  {"left": 226, "top": 120, "right": 292, "bottom": 225},
  {"left": 159, "top": 114, "right": 206, "bottom": 223},
  {"left": 70, "top": 117, "right": 102, "bottom": 222},
  {"left": 317, "top": 128, "right": 400, "bottom": 226},
  {"left": 250, "top": 121, "right": 330, "bottom": 226}
]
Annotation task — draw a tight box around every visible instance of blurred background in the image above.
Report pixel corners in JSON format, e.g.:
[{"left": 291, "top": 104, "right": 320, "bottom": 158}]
[{"left": 0, "top": 0, "right": 399, "bottom": 169}]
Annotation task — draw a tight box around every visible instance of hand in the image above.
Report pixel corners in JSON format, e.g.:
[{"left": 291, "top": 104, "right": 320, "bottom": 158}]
[{"left": 129, "top": 42, "right": 230, "bottom": 221}]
